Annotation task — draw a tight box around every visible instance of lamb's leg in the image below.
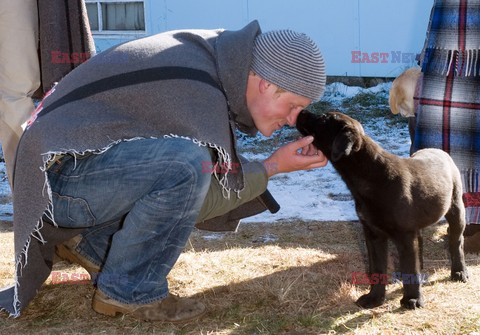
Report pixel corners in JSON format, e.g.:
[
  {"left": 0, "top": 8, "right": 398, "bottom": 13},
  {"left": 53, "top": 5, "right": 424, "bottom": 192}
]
[
  {"left": 394, "top": 231, "right": 424, "bottom": 309},
  {"left": 356, "top": 224, "right": 388, "bottom": 308},
  {"left": 445, "top": 191, "right": 468, "bottom": 282}
]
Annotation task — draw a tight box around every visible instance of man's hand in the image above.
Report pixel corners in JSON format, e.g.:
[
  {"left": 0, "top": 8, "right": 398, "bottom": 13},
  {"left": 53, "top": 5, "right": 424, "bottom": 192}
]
[{"left": 262, "top": 136, "right": 328, "bottom": 177}]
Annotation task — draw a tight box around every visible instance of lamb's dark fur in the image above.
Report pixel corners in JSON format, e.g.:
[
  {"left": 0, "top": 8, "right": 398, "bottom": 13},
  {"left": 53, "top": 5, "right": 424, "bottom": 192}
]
[{"left": 296, "top": 110, "right": 468, "bottom": 309}]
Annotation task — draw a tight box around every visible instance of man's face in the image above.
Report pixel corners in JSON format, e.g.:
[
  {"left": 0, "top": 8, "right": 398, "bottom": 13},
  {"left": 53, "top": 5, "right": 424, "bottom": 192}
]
[{"left": 246, "top": 75, "right": 311, "bottom": 137}]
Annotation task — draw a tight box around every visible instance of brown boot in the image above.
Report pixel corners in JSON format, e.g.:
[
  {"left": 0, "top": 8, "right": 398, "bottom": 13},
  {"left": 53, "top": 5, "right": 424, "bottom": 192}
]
[
  {"left": 464, "top": 231, "right": 480, "bottom": 254},
  {"left": 92, "top": 289, "right": 206, "bottom": 322},
  {"left": 55, "top": 235, "right": 101, "bottom": 274}
]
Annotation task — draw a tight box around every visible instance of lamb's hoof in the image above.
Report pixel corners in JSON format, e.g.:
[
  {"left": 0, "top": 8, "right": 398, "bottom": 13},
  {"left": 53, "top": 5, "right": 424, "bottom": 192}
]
[
  {"left": 355, "top": 294, "right": 385, "bottom": 309},
  {"left": 451, "top": 270, "right": 468, "bottom": 282},
  {"left": 400, "top": 296, "right": 424, "bottom": 309}
]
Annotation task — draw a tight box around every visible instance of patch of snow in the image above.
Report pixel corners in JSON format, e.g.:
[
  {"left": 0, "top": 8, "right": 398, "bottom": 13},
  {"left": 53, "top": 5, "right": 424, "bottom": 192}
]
[
  {"left": 252, "top": 234, "right": 278, "bottom": 243},
  {"left": 0, "top": 162, "right": 12, "bottom": 222},
  {"left": 323, "top": 82, "right": 363, "bottom": 100},
  {"left": 201, "top": 233, "right": 226, "bottom": 241}
]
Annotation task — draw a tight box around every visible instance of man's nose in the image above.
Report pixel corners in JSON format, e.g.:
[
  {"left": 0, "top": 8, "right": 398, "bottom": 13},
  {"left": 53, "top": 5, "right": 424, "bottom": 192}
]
[{"left": 287, "top": 108, "right": 303, "bottom": 126}]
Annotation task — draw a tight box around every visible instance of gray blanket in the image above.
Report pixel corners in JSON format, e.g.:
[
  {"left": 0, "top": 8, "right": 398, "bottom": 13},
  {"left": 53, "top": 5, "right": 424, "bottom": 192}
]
[{"left": 0, "top": 20, "right": 262, "bottom": 316}]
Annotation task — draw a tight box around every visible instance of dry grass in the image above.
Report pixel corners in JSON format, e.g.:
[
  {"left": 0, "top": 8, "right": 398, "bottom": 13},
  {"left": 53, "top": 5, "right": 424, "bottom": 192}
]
[{"left": 1, "top": 220, "right": 480, "bottom": 334}]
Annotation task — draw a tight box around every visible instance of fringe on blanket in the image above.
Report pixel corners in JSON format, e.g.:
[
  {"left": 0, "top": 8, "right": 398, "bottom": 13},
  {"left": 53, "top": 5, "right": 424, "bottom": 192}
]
[
  {"left": 462, "top": 169, "right": 480, "bottom": 225},
  {"left": 421, "top": 48, "right": 480, "bottom": 77}
]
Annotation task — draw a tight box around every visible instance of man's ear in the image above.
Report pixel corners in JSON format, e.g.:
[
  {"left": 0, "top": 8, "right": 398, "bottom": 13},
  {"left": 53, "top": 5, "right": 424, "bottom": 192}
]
[
  {"left": 259, "top": 78, "right": 272, "bottom": 94},
  {"left": 331, "top": 129, "right": 361, "bottom": 162}
]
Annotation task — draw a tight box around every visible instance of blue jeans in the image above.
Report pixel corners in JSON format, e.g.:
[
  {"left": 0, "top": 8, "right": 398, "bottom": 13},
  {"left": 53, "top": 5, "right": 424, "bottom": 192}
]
[{"left": 47, "top": 138, "right": 211, "bottom": 304}]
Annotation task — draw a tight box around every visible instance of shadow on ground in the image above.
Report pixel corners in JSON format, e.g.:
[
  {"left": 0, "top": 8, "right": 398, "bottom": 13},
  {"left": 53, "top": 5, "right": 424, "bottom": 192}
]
[{"left": 0, "top": 220, "right": 479, "bottom": 334}]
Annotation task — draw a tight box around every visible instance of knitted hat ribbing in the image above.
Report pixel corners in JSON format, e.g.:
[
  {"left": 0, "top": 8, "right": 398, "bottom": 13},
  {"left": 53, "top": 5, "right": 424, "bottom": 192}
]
[{"left": 251, "top": 30, "right": 326, "bottom": 101}]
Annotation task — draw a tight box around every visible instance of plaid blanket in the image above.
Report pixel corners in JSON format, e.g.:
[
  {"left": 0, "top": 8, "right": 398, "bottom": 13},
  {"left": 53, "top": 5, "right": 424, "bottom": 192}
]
[
  {"left": 419, "top": 0, "right": 480, "bottom": 77},
  {"left": 414, "top": 0, "right": 480, "bottom": 224}
]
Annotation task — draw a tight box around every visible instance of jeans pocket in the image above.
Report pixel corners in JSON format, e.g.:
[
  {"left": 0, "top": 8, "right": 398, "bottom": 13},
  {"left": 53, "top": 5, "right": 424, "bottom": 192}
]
[{"left": 52, "top": 192, "right": 96, "bottom": 228}]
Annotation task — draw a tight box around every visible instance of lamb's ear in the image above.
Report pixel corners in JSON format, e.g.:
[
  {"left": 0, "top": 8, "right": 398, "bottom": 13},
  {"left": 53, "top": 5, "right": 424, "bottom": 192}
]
[{"left": 331, "top": 129, "right": 362, "bottom": 162}]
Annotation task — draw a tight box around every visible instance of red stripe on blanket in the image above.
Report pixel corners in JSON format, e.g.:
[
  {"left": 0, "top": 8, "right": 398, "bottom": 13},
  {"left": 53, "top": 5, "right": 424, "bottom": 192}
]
[
  {"left": 442, "top": 61, "right": 455, "bottom": 153},
  {"left": 459, "top": 0, "right": 467, "bottom": 52},
  {"left": 419, "top": 98, "right": 480, "bottom": 110},
  {"left": 463, "top": 192, "right": 480, "bottom": 207}
]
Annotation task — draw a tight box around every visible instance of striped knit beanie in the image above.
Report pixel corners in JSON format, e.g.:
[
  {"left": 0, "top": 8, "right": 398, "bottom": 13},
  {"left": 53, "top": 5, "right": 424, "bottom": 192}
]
[{"left": 251, "top": 30, "right": 326, "bottom": 101}]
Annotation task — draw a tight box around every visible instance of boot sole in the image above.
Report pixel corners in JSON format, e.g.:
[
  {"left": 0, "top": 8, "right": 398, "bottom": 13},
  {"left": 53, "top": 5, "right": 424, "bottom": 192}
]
[
  {"left": 92, "top": 294, "right": 207, "bottom": 322},
  {"left": 92, "top": 296, "right": 129, "bottom": 316},
  {"left": 55, "top": 244, "right": 101, "bottom": 274}
]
